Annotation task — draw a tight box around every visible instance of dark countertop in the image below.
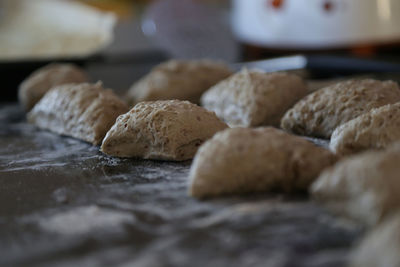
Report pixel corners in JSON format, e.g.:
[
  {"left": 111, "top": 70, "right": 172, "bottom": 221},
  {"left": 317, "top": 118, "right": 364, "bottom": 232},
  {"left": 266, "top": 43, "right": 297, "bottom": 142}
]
[{"left": 0, "top": 104, "right": 361, "bottom": 267}]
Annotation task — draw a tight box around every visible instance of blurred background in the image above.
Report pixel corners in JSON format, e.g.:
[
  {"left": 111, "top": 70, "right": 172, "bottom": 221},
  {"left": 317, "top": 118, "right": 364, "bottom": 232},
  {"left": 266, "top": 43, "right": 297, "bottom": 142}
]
[
  {"left": 76, "top": 0, "right": 400, "bottom": 60},
  {"left": 78, "top": 0, "right": 400, "bottom": 59},
  {"left": 1, "top": 0, "right": 400, "bottom": 100}
]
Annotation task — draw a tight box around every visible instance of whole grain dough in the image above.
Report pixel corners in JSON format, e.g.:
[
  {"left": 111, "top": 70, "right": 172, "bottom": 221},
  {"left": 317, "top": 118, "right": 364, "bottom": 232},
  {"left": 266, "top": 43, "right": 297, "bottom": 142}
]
[
  {"left": 281, "top": 79, "right": 400, "bottom": 138},
  {"left": 28, "top": 82, "right": 128, "bottom": 145},
  {"left": 201, "top": 69, "right": 307, "bottom": 127},
  {"left": 330, "top": 102, "right": 400, "bottom": 156},
  {"left": 311, "top": 145, "right": 400, "bottom": 227},
  {"left": 100, "top": 100, "right": 228, "bottom": 161},
  {"left": 19, "top": 63, "right": 89, "bottom": 111},
  {"left": 126, "top": 60, "right": 232, "bottom": 105},
  {"left": 188, "top": 127, "right": 337, "bottom": 198},
  {"left": 350, "top": 213, "right": 400, "bottom": 267}
]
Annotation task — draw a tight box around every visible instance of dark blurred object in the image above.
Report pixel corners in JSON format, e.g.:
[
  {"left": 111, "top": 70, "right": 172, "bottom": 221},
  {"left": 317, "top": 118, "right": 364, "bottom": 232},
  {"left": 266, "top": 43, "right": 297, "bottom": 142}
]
[
  {"left": 233, "top": 54, "right": 400, "bottom": 79},
  {"left": 233, "top": 55, "right": 400, "bottom": 73},
  {"left": 241, "top": 43, "right": 400, "bottom": 63},
  {"left": 0, "top": 51, "right": 168, "bottom": 102},
  {"left": 0, "top": 59, "right": 85, "bottom": 102},
  {"left": 3, "top": 52, "right": 400, "bottom": 102},
  {"left": 142, "top": 0, "right": 239, "bottom": 62}
]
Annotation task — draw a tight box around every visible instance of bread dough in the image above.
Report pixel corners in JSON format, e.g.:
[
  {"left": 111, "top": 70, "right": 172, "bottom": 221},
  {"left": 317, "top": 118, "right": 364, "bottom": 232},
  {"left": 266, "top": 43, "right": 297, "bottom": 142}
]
[
  {"left": 19, "top": 63, "right": 88, "bottom": 111},
  {"left": 311, "top": 146, "right": 400, "bottom": 227},
  {"left": 100, "top": 100, "right": 228, "bottom": 161},
  {"left": 28, "top": 82, "right": 128, "bottom": 145},
  {"left": 201, "top": 69, "right": 307, "bottom": 127},
  {"left": 189, "top": 127, "right": 337, "bottom": 198},
  {"left": 0, "top": 0, "right": 116, "bottom": 60},
  {"left": 126, "top": 60, "right": 232, "bottom": 105},
  {"left": 281, "top": 79, "right": 400, "bottom": 138},
  {"left": 350, "top": 213, "right": 400, "bottom": 267},
  {"left": 330, "top": 103, "right": 400, "bottom": 156}
]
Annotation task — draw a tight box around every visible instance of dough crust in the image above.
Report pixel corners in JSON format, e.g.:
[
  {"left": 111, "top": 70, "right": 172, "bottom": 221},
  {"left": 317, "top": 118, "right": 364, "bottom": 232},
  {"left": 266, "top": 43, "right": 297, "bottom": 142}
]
[
  {"left": 28, "top": 82, "right": 128, "bottom": 145},
  {"left": 311, "top": 145, "right": 400, "bottom": 227},
  {"left": 330, "top": 103, "right": 400, "bottom": 155},
  {"left": 350, "top": 213, "right": 400, "bottom": 267},
  {"left": 19, "top": 63, "right": 88, "bottom": 111},
  {"left": 201, "top": 69, "right": 307, "bottom": 127},
  {"left": 101, "top": 100, "right": 228, "bottom": 161},
  {"left": 281, "top": 79, "right": 400, "bottom": 138},
  {"left": 189, "top": 127, "right": 336, "bottom": 198},
  {"left": 126, "top": 60, "right": 232, "bottom": 105}
]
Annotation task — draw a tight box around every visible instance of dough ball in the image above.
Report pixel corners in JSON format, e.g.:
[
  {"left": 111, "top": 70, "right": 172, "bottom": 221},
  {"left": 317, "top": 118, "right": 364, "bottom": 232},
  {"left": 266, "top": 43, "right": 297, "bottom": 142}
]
[
  {"left": 19, "top": 63, "right": 89, "bottom": 111},
  {"left": 311, "top": 146, "right": 400, "bottom": 227},
  {"left": 189, "top": 127, "right": 337, "bottom": 198},
  {"left": 28, "top": 82, "right": 128, "bottom": 145},
  {"left": 126, "top": 60, "right": 232, "bottom": 105},
  {"left": 330, "top": 103, "right": 400, "bottom": 156},
  {"left": 350, "top": 213, "right": 400, "bottom": 267},
  {"left": 100, "top": 100, "right": 228, "bottom": 161},
  {"left": 281, "top": 79, "right": 400, "bottom": 138},
  {"left": 201, "top": 69, "right": 307, "bottom": 127}
]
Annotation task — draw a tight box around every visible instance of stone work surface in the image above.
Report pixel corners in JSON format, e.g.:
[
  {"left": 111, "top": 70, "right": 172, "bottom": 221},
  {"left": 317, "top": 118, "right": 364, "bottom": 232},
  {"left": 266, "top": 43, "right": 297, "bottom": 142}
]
[{"left": 0, "top": 104, "right": 360, "bottom": 267}]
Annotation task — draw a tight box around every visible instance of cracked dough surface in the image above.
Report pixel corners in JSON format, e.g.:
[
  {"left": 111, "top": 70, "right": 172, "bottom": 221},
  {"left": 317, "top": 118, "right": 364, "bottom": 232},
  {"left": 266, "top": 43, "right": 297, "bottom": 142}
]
[
  {"left": 101, "top": 100, "right": 228, "bottom": 161},
  {"left": 19, "top": 63, "right": 88, "bottom": 111},
  {"left": 126, "top": 60, "right": 232, "bottom": 106},
  {"left": 281, "top": 79, "right": 400, "bottom": 138},
  {"left": 189, "top": 127, "right": 337, "bottom": 198},
  {"left": 28, "top": 82, "right": 128, "bottom": 145},
  {"left": 311, "top": 145, "right": 400, "bottom": 227},
  {"left": 201, "top": 69, "right": 307, "bottom": 127},
  {"left": 330, "top": 102, "right": 400, "bottom": 156}
]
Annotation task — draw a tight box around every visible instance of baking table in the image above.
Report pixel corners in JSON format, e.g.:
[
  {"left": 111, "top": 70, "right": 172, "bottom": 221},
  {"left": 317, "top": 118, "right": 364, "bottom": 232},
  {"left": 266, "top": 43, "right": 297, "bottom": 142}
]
[{"left": 0, "top": 103, "right": 360, "bottom": 267}]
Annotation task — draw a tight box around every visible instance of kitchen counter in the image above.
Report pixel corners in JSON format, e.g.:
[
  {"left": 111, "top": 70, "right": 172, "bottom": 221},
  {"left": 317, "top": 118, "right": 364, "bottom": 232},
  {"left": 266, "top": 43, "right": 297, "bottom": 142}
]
[{"left": 0, "top": 104, "right": 360, "bottom": 267}]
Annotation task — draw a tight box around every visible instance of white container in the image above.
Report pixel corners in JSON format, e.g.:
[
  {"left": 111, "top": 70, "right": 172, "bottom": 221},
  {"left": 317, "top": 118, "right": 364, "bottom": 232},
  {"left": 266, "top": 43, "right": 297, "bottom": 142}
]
[{"left": 232, "top": 0, "right": 400, "bottom": 49}]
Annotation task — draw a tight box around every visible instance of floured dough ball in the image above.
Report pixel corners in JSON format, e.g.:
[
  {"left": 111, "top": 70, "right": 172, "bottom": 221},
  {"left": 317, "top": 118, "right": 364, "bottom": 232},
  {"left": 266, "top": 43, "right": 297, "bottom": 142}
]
[
  {"left": 201, "top": 69, "right": 307, "bottom": 127},
  {"left": 19, "top": 63, "right": 89, "bottom": 111},
  {"left": 281, "top": 79, "right": 400, "bottom": 138},
  {"left": 100, "top": 100, "right": 228, "bottom": 161},
  {"left": 126, "top": 60, "right": 232, "bottom": 105},
  {"left": 350, "top": 213, "right": 400, "bottom": 267},
  {"left": 311, "top": 146, "right": 400, "bottom": 227},
  {"left": 331, "top": 103, "right": 400, "bottom": 156},
  {"left": 189, "top": 127, "right": 337, "bottom": 198},
  {"left": 28, "top": 82, "right": 128, "bottom": 145}
]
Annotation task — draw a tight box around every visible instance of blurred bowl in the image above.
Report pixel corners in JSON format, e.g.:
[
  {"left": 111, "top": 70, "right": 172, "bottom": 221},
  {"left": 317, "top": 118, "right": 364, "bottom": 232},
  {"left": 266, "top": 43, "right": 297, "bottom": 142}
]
[
  {"left": 0, "top": 0, "right": 116, "bottom": 102},
  {"left": 0, "top": 0, "right": 116, "bottom": 61},
  {"left": 232, "top": 0, "right": 400, "bottom": 49}
]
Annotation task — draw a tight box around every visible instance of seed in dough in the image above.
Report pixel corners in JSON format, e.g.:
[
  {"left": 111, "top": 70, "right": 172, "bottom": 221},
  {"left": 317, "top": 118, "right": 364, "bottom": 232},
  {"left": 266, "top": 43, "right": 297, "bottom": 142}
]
[
  {"left": 188, "top": 127, "right": 337, "bottom": 198},
  {"left": 281, "top": 79, "right": 400, "bottom": 139},
  {"left": 201, "top": 69, "right": 307, "bottom": 127},
  {"left": 311, "top": 145, "right": 400, "bottom": 227},
  {"left": 19, "top": 63, "right": 89, "bottom": 111},
  {"left": 330, "top": 102, "right": 400, "bottom": 156},
  {"left": 100, "top": 100, "right": 228, "bottom": 161},
  {"left": 126, "top": 59, "right": 232, "bottom": 106},
  {"left": 28, "top": 82, "right": 128, "bottom": 145},
  {"left": 349, "top": 213, "right": 400, "bottom": 267}
]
